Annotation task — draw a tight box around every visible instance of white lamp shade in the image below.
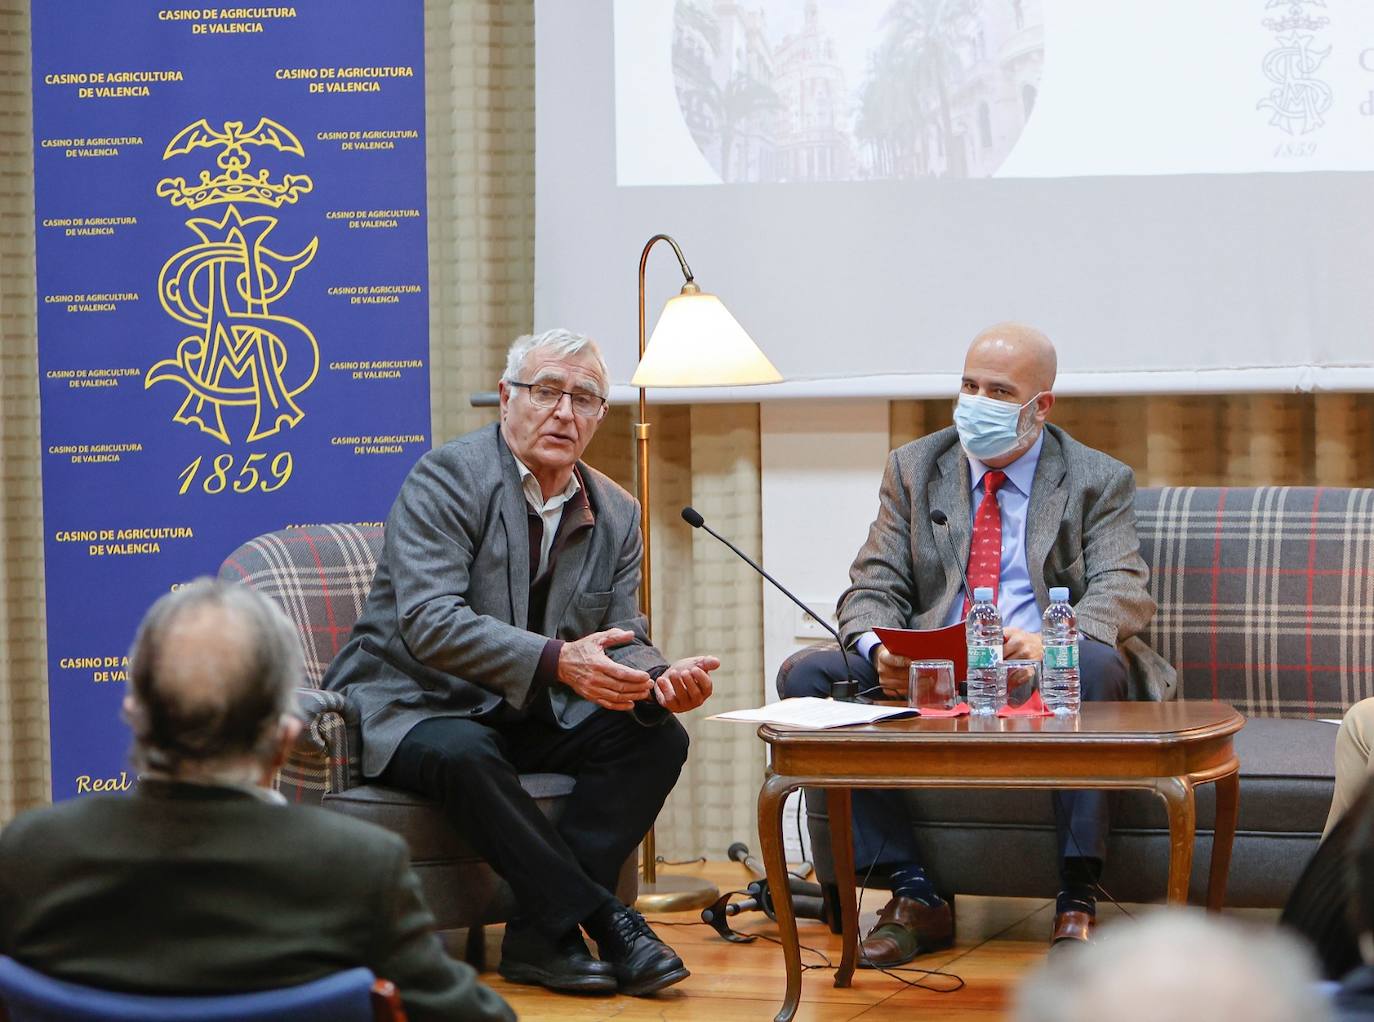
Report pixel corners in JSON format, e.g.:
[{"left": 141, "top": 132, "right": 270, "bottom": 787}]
[{"left": 631, "top": 292, "right": 782, "bottom": 388}]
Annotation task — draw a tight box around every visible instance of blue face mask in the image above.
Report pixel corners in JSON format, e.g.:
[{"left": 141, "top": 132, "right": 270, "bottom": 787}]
[{"left": 953, "top": 392, "right": 1042, "bottom": 461}]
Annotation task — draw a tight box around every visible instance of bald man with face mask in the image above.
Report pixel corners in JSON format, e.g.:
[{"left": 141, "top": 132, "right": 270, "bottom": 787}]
[{"left": 780, "top": 323, "right": 1174, "bottom": 961}]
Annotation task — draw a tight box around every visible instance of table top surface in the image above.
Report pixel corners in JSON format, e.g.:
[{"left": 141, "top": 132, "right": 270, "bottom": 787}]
[{"left": 759, "top": 700, "right": 1244, "bottom": 748}]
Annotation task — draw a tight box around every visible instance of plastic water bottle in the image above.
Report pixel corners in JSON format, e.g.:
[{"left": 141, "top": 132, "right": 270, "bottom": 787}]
[
  {"left": 1042, "top": 586, "right": 1081, "bottom": 715},
  {"left": 965, "top": 586, "right": 1004, "bottom": 715}
]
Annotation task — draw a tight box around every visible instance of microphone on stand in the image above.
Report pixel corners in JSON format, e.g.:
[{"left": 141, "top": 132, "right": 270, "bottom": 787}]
[
  {"left": 727, "top": 840, "right": 767, "bottom": 880},
  {"left": 929, "top": 509, "right": 976, "bottom": 608},
  {"left": 681, "top": 506, "right": 864, "bottom": 702}
]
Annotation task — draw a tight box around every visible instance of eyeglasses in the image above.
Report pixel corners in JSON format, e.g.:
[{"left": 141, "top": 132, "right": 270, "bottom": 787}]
[{"left": 508, "top": 381, "right": 606, "bottom": 417}]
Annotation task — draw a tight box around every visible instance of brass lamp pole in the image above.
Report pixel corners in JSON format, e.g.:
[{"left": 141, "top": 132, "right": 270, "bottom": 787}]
[
  {"left": 631, "top": 234, "right": 781, "bottom": 913},
  {"left": 633, "top": 234, "right": 689, "bottom": 721}
]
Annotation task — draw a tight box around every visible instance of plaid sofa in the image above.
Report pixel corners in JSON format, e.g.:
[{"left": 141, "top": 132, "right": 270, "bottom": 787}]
[
  {"left": 218, "top": 524, "right": 637, "bottom": 961},
  {"left": 784, "top": 486, "right": 1374, "bottom": 909}
]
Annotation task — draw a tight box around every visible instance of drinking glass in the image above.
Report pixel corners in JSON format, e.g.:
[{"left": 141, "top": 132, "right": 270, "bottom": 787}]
[
  {"left": 1003, "top": 659, "right": 1042, "bottom": 710},
  {"left": 908, "top": 659, "right": 956, "bottom": 712}
]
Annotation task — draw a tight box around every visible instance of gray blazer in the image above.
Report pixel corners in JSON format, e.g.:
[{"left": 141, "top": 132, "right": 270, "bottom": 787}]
[
  {"left": 839, "top": 424, "right": 1176, "bottom": 701},
  {"left": 324, "top": 423, "right": 668, "bottom": 778}
]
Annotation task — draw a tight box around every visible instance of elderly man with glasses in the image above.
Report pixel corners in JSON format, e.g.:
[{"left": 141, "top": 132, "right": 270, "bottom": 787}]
[{"left": 324, "top": 328, "right": 719, "bottom": 998}]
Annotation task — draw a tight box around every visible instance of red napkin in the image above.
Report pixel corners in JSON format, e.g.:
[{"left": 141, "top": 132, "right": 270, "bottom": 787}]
[
  {"left": 998, "top": 691, "right": 1052, "bottom": 718},
  {"left": 916, "top": 702, "right": 970, "bottom": 717}
]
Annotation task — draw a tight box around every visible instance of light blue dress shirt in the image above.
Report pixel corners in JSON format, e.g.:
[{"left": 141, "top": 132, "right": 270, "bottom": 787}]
[
  {"left": 941, "top": 430, "right": 1044, "bottom": 633},
  {"left": 857, "top": 431, "right": 1045, "bottom": 663}
]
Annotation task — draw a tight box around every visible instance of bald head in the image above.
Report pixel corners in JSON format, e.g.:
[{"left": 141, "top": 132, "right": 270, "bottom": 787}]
[
  {"left": 964, "top": 322, "right": 1057, "bottom": 396},
  {"left": 124, "top": 579, "right": 301, "bottom": 778},
  {"left": 1014, "top": 911, "right": 1325, "bottom": 1022},
  {"left": 955, "top": 322, "right": 1057, "bottom": 467}
]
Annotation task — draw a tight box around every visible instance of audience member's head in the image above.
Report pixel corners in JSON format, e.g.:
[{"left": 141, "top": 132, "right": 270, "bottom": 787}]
[
  {"left": 123, "top": 579, "right": 302, "bottom": 785},
  {"left": 1277, "top": 774, "right": 1373, "bottom": 981},
  {"left": 1344, "top": 776, "right": 1374, "bottom": 964},
  {"left": 1014, "top": 909, "right": 1329, "bottom": 1022},
  {"left": 956, "top": 321, "right": 1057, "bottom": 468}
]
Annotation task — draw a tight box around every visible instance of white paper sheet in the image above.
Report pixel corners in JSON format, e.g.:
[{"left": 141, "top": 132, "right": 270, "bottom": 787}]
[{"left": 707, "top": 697, "right": 916, "bottom": 730}]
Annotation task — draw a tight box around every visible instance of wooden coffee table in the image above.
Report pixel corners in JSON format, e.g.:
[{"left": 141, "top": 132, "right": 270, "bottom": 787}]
[{"left": 756, "top": 700, "right": 1244, "bottom": 1022}]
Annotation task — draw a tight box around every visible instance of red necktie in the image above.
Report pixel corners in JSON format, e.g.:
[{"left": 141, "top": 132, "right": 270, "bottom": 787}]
[{"left": 962, "top": 470, "right": 1006, "bottom": 616}]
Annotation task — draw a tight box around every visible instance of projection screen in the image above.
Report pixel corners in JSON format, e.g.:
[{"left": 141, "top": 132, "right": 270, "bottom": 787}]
[{"left": 535, "top": 0, "right": 1374, "bottom": 399}]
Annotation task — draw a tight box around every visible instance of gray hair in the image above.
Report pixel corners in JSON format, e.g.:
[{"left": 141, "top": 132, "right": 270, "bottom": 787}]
[
  {"left": 1013, "top": 910, "right": 1329, "bottom": 1022},
  {"left": 501, "top": 328, "right": 610, "bottom": 396},
  {"left": 124, "top": 578, "right": 301, "bottom": 776}
]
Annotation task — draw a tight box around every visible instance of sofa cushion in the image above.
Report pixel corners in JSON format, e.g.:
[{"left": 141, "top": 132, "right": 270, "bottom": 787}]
[
  {"left": 1115, "top": 716, "right": 1336, "bottom": 833},
  {"left": 1134, "top": 487, "right": 1374, "bottom": 719},
  {"left": 323, "top": 774, "right": 576, "bottom": 863}
]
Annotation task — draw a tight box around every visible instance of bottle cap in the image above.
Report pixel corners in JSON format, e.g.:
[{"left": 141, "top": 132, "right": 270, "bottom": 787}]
[
  {"left": 1049, "top": 586, "right": 1070, "bottom": 602},
  {"left": 973, "top": 586, "right": 994, "bottom": 602}
]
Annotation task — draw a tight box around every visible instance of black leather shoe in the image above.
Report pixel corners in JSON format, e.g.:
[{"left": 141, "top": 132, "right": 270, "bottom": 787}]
[
  {"left": 587, "top": 904, "right": 690, "bottom": 996},
  {"left": 499, "top": 923, "right": 617, "bottom": 993}
]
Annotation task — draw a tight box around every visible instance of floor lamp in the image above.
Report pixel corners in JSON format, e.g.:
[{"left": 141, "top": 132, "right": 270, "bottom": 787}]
[{"left": 630, "top": 234, "right": 782, "bottom": 912}]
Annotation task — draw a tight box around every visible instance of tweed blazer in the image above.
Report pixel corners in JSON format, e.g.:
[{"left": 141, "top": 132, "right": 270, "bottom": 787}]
[
  {"left": 0, "top": 780, "right": 512, "bottom": 1022},
  {"left": 839, "top": 424, "right": 1176, "bottom": 701},
  {"left": 324, "top": 422, "right": 669, "bottom": 778}
]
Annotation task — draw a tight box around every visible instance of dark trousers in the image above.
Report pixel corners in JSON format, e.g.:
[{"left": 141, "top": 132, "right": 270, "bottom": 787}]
[
  {"left": 381, "top": 707, "right": 690, "bottom": 939},
  {"left": 780, "top": 638, "right": 1128, "bottom": 886}
]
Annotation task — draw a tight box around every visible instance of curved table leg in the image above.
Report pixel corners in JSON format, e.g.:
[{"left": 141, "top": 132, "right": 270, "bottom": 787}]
[
  {"left": 826, "top": 787, "right": 858, "bottom": 988},
  {"left": 1207, "top": 765, "right": 1240, "bottom": 911},
  {"left": 759, "top": 773, "right": 803, "bottom": 1022},
  {"left": 1155, "top": 775, "right": 1197, "bottom": 904}
]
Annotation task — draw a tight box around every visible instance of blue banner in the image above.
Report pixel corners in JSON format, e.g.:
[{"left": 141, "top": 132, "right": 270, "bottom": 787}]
[{"left": 31, "top": 2, "right": 430, "bottom": 799}]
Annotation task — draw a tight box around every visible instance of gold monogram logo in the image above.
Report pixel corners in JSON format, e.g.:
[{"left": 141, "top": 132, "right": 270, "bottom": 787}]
[{"left": 148, "top": 118, "right": 319, "bottom": 445}]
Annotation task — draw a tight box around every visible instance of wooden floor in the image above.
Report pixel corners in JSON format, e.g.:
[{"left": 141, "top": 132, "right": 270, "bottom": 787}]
[{"left": 478, "top": 861, "right": 1281, "bottom": 1021}]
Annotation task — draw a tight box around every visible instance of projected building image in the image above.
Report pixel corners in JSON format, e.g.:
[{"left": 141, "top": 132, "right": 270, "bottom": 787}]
[{"left": 669, "top": 0, "right": 1044, "bottom": 182}]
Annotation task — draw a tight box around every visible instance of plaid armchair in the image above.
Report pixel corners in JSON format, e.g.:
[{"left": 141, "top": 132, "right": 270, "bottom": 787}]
[
  {"left": 782, "top": 486, "right": 1374, "bottom": 909},
  {"left": 219, "top": 524, "right": 637, "bottom": 964}
]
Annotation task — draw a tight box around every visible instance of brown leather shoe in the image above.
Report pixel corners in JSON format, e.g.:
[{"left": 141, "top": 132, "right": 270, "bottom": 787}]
[
  {"left": 857, "top": 896, "right": 954, "bottom": 968},
  {"left": 1050, "top": 909, "right": 1094, "bottom": 948}
]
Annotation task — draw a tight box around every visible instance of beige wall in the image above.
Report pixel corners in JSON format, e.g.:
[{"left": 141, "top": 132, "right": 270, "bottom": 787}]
[
  {"left": 0, "top": 2, "right": 50, "bottom": 822},
  {"left": 892, "top": 394, "right": 1374, "bottom": 487},
  {"left": 425, "top": 0, "right": 534, "bottom": 443}
]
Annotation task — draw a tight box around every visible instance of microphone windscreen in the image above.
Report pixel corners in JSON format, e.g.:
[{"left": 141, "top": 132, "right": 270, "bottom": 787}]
[
  {"left": 929, "top": 509, "right": 949, "bottom": 527},
  {"left": 681, "top": 506, "right": 705, "bottom": 528}
]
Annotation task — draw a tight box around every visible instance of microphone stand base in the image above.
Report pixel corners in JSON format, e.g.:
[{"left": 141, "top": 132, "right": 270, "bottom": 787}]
[
  {"left": 636, "top": 873, "right": 720, "bottom": 913},
  {"left": 832, "top": 679, "right": 860, "bottom": 702}
]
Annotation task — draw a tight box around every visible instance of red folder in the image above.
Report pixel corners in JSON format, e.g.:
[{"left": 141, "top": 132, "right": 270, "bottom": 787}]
[{"left": 873, "top": 621, "right": 968, "bottom": 681}]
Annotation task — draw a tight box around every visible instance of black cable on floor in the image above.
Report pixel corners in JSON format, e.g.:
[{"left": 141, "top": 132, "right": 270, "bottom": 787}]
[{"left": 652, "top": 904, "right": 835, "bottom": 971}]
